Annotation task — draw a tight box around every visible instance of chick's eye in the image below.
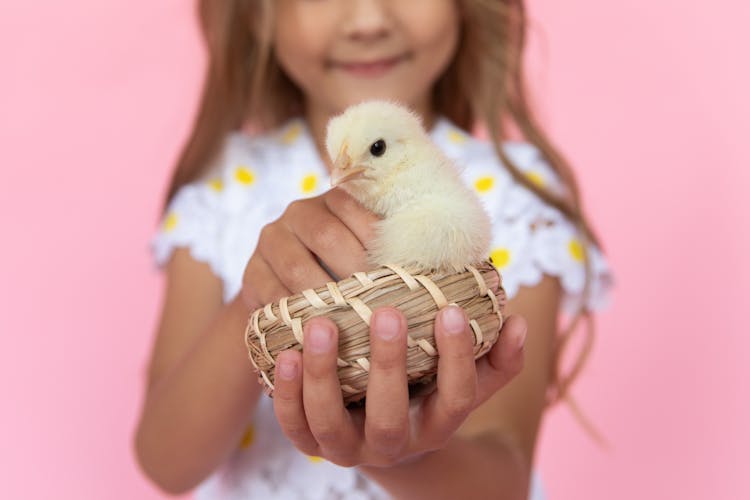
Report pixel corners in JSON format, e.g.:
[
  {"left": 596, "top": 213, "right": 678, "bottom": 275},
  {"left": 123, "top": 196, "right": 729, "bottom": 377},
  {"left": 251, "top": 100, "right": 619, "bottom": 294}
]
[{"left": 369, "top": 139, "right": 386, "bottom": 157}]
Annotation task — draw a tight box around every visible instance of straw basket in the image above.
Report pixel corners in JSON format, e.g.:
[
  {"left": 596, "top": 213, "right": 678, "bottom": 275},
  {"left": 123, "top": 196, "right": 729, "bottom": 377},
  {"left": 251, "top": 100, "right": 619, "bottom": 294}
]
[{"left": 245, "top": 260, "right": 506, "bottom": 404}]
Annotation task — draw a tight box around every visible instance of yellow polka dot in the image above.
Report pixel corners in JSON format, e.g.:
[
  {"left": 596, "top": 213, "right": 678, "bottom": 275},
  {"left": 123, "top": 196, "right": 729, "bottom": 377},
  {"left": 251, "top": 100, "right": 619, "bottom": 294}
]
[
  {"left": 307, "top": 455, "right": 324, "bottom": 463},
  {"left": 448, "top": 129, "right": 467, "bottom": 144},
  {"left": 234, "top": 166, "right": 256, "bottom": 185},
  {"left": 490, "top": 248, "right": 511, "bottom": 269},
  {"left": 163, "top": 212, "right": 178, "bottom": 232},
  {"left": 208, "top": 178, "right": 224, "bottom": 192},
  {"left": 568, "top": 239, "right": 585, "bottom": 262},
  {"left": 301, "top": 174, "right": 318, "bottom": 193},
  {"left": 474, "top": 176, "right": 495, "bottom": 193},
  {"left": 282, "top": 123, "right": 302, "bottom": 145},
  {"left": 239, "top": 425, "right": 255, "bottom": 449},
  {"left": 526, "top": 171, "right": 546, "bottom": 188}
]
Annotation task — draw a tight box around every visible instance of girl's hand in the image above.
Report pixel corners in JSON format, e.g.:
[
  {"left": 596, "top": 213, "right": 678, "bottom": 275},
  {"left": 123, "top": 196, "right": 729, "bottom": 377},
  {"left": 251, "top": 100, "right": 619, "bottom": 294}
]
[
  {"left": 272, "top": 306, "right": 527, "bottom": 467},
  {"left": 241, "top": 187, "right": 380, "bottom": 310}
]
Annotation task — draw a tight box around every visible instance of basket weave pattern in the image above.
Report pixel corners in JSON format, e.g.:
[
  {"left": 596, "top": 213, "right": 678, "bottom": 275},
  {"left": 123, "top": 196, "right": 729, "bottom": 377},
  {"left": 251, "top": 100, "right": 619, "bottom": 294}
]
[{"left": 245, "top": 260, "right": 506, "bottom": 403}]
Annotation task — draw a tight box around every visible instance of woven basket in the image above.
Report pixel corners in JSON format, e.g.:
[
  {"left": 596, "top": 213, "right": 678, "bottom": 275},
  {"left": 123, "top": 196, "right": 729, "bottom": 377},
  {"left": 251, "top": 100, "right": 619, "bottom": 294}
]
[{"left": 245, "top": 260, "right": 506, "bottom": 404}]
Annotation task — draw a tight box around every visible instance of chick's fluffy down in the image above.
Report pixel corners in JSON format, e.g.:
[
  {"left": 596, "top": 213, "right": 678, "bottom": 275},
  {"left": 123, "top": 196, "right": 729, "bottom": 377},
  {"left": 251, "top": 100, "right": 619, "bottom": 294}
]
[{"left": 367, "top": 178, "right": 492, "bottom": 274}]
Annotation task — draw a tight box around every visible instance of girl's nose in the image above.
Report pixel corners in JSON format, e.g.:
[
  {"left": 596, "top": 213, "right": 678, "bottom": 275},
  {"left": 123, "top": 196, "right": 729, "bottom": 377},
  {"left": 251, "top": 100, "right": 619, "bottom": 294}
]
[{"left": 342, "top": 0, "right": 392, "bottom": 42}]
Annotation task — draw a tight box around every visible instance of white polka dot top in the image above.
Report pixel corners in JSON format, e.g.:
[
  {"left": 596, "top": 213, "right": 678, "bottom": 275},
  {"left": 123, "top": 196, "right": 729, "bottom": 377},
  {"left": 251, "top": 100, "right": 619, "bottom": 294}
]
[{"left": 149, "top": 117, "right": 612, "bottom": 500}]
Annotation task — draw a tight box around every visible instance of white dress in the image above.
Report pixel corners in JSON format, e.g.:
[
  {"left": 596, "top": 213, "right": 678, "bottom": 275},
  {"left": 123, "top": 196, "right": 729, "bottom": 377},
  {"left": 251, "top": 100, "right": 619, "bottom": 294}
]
[{"left": 150, "top": 118, "right": 612, "bottom": 499}]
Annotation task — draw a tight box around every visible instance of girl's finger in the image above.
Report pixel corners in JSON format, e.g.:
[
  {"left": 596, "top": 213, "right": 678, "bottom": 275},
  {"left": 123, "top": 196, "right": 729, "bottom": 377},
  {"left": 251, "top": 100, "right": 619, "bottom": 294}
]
[
  {"left": 364, "top": 308, "right": 410, "bottom": 460},
  {"left": 421, "top": 305, "right": 478, "bottom": 440},
  {"left": 474, "top": 315, "right": 527, "bottom": 405},
  {"left": 258, "top": 222, "right": 333, "bottom": 292},
  {"left": 323, "top": 188, "right": 380, "bottom": 249},
  {"left": 286, "top": 204, "right": 370, "bottom": 279},
  {"left": 272, "top": 349, "right": 320, "bottom": 456},
  {"left": 242, "top": 255, "right": 292, "bottom": 310},
  {"left": 301, "top": 317, "right": 360, "bottom": 464}
]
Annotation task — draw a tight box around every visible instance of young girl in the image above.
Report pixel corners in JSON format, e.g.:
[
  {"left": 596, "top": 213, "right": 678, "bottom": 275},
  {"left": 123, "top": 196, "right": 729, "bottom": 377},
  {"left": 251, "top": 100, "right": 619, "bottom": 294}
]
[{"left": 135, "top": 1, "right": 611, "bottom": 499}]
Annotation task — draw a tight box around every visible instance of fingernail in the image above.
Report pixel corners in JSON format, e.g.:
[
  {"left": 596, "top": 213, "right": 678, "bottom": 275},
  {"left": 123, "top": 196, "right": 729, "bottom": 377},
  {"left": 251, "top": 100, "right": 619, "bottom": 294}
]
[
  {"left": 307, "top": 322, "right": 333, "bottom": 353},
  {"left": 442, "top": 305, "right": 465, "bottom": 335},
  {"left": 515, "top": 328, "right": 527, "bottom": 352},
  {"left": 373, "top": 309, "right": 401, "bottom": 340},
  {"left": 278, "top": 359, "right": 297, "bottom": 380}
]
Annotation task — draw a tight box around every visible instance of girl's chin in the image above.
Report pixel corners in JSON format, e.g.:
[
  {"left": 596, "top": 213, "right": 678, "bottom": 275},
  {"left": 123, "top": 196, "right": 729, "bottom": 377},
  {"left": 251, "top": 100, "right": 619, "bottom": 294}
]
[{"left": 325, "top": 79, "right": 425, "bottom": 109}]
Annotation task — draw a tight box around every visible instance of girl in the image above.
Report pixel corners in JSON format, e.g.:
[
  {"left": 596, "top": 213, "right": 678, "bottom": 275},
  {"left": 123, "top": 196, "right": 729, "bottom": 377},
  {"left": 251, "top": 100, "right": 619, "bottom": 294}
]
[{"left": 134, "top": 1, "right": 611, "bottom": 499}]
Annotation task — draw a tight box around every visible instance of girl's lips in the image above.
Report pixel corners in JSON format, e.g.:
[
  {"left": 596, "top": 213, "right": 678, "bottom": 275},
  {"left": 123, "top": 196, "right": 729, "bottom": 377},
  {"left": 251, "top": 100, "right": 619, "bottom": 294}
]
[{"left": 330, "top": 54, "right": 409, "bottom": 78}]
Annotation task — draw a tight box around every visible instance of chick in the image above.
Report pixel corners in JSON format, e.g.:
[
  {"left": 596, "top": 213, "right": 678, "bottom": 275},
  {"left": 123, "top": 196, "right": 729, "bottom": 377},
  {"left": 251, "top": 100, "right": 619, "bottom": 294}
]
[{"left": 325, "top": 100, "right": 491, "bottom": 274}]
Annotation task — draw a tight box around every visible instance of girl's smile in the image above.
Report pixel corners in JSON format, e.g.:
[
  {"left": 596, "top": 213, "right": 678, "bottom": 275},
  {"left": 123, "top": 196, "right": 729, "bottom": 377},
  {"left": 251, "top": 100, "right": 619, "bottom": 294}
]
[{"left": 327, "top": 52, "right": 413, "bottom": 79}]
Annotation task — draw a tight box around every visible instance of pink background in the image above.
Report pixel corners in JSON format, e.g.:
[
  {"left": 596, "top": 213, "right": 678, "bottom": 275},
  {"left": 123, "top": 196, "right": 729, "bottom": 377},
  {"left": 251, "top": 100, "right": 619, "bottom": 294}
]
[{"left": 1, "top": 1, "right": 747, "bottom": 498}]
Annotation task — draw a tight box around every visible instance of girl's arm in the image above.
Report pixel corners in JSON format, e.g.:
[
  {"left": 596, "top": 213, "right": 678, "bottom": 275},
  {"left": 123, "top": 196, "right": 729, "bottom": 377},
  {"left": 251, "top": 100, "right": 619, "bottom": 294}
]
[
  {"left": 134, "top": 248, "right": 263, "bottom": 494},
  {"left": 357, "top": 275, "right": 561, "bottom": 499},
  {"left": 135, "top": 188, "right": 378, "bottom": 494}
]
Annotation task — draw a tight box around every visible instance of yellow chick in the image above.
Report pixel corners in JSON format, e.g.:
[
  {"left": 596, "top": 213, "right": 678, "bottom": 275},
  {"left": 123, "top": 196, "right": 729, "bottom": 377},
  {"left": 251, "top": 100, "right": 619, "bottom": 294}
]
[{"left": 326, "top": 100, "right": 491, "bottom": 274}]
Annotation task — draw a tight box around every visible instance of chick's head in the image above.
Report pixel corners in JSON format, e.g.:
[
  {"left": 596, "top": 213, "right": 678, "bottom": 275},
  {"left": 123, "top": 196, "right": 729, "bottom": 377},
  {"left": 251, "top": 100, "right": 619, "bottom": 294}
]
[{"left": 325, "top": 101, "right": 427, "bottom": 197}]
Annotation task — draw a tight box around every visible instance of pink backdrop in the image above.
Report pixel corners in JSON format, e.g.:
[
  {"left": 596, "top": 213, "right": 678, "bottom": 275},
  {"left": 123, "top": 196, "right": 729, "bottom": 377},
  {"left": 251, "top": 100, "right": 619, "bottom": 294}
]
[{"left": 2, "top": 1, "right": 747, "bottom": 498}]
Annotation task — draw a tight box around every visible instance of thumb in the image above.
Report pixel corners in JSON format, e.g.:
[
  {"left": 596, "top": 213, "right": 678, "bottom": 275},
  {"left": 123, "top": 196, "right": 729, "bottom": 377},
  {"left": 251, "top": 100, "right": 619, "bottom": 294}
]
[{"left": 473, "top": 315, "right": 527, "bottom": 405}]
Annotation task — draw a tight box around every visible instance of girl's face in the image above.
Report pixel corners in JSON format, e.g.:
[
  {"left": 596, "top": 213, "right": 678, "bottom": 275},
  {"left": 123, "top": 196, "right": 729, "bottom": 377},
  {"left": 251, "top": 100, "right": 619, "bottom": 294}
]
[{"left": 274, "top": 0, "right": 460, "bottom": 119}]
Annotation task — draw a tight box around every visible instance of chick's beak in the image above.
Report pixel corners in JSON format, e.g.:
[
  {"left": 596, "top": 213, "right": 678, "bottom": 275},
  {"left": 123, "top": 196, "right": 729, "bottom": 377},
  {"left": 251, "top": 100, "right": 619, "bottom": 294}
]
[{"left": 330, "top": 142, "right": 366, "bottom": 187}]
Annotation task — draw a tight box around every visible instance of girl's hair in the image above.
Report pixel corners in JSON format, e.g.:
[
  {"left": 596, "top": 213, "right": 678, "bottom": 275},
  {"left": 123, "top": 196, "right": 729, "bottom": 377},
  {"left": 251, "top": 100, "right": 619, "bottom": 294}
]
[{"left": 166, "top": 0, "right": 603, "bottom": 425}]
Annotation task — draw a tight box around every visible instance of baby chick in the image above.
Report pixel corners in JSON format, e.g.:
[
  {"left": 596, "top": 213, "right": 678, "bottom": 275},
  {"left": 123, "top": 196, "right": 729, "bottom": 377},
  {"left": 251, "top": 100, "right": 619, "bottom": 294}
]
[{"left": 325, "top": 100, "right": 491, "bottom": 274}]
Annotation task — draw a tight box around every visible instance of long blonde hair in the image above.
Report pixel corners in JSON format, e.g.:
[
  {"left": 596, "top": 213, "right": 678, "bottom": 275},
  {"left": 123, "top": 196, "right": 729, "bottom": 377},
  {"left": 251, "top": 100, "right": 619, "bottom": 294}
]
[{"left": 165, "top": 0, "right": 604, "bottom": 428}]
